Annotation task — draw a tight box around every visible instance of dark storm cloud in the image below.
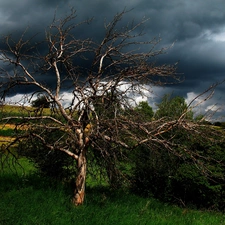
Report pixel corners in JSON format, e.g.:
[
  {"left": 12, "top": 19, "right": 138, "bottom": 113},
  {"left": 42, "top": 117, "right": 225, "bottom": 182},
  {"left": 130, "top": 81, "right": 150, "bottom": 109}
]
[{"left": 0, "top": 0, "right": 225, "bottom": 119}]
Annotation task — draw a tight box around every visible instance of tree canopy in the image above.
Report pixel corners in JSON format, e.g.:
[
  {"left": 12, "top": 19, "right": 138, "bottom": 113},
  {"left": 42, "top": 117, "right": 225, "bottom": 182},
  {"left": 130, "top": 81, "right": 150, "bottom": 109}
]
[
  {"left": 134, "top": 101, "right": 154, "bottom": 121},
  {"left": 155, "top": 94, "right": 193, "bottom": 120},
  {"left": 31, "top": 95, "right": 50, "bottom": 108}
]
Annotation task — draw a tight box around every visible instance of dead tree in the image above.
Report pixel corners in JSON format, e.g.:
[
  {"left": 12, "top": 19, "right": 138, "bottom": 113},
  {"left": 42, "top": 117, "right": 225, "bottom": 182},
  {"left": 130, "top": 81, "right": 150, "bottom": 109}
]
[{"left": 0, "top": 9, "right": 223, "bottom": 205}]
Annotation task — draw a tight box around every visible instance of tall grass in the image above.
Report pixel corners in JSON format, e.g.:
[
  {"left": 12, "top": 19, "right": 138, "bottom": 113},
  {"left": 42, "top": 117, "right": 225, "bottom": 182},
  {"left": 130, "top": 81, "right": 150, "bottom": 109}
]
[{"left": 0, "top": 157, "right": 225, "bottom": 225}]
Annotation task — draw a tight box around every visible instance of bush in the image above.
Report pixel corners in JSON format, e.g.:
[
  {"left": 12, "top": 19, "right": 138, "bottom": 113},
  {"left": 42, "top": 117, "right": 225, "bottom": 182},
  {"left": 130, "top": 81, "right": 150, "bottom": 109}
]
[
  {"left": 18, "top": 129, "right": 76, "bottom": 181},
  {"left": 132, "top": 140, "right": 225, "bottom": 210}
]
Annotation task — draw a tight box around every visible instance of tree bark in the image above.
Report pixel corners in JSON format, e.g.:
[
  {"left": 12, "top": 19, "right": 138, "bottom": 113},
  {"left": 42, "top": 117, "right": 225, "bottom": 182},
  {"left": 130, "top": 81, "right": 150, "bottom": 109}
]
[{"left": 72, "top": 148, "right": 87, "bottom": 205}]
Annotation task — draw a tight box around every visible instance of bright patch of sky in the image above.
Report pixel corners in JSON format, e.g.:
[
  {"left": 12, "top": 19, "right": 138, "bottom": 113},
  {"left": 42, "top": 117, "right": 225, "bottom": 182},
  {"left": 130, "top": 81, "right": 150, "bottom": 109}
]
[{"left": 204, "top": 28, "right": 225, "bottom": 42}]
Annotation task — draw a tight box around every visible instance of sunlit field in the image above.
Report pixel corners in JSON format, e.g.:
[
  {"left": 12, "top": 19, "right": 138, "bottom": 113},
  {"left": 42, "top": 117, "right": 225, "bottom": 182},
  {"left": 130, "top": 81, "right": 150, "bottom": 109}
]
[{"left": 0, "top": 104, "right": 51, "bottom": 116}]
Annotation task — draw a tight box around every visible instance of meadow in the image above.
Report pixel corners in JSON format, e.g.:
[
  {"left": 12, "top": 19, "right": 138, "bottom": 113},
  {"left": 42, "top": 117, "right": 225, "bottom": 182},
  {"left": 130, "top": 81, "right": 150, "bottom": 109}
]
[
  {"left": 0, "top": 157, "right": 225, "bottom": 225},
  {"left": 1, "top": 105, "right": 225, "bottom": 224}
]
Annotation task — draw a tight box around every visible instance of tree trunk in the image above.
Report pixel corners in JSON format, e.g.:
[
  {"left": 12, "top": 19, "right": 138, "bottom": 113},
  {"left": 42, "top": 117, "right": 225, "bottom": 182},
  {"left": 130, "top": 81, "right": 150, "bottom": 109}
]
[
  {"left": 72, "top": 148, "right": 87, "bottom": 205},
  {"left": 72, "top": 123, "right": 90, "bottom": 205}
]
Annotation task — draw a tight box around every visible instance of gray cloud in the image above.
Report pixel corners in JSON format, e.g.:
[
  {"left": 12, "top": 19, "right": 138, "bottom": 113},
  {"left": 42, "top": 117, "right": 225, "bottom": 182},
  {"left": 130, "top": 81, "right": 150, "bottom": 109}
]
[{"left": 0, "top": 0, "right": 225, "bottom": 120}]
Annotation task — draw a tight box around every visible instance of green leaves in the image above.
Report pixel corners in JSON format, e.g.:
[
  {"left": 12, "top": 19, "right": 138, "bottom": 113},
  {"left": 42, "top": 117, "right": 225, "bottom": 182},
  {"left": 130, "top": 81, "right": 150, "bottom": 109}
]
[
  {"left": 134, "top": 101, "right": 154, "bottom": 121},
  {"left": 155, "top": 94, "right": 193, "bottom": 120}
]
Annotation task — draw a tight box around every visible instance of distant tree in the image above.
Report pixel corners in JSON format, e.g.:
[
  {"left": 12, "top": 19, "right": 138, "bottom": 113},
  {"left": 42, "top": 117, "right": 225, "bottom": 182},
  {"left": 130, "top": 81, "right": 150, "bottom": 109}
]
[
  {"left": 134, "top": 101, "right": 154, "bottom": 121},
  {"left": 155, "top": 94, "right": 193, "bottom": 120},
  {"left": 0, "top": 9, "right": 223, "bottom": 206},
  {"left": 214, "top": 121, "right": 221, "bottom": 126},
  {"left": 31, "top": 95, "right": 50, "bottom": 108}
]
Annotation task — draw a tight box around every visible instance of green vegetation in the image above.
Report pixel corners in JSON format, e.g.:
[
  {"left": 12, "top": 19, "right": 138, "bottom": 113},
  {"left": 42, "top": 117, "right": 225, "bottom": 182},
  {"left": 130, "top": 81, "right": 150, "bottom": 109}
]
[
  {"left": 132, "top": 97, "right": 225, "bottom": 210},
  {"left": 0, "top": 128, "right": 15, "bottom": 136},
  {"left": 1, "top": 92, "right": 225, "bottom": 224},
  {"left": 132, "top": 140, "right": 225, "bottom": 209},
  {"left": 0, "top": 105, "right": 37, "bottom": 117},
  {"left": 31, "top": 94, "right": 50, "bottom": 108},
  {"left": 18, "top": 129, "right": 77, "bottom": 180},
  {"left": 0, "top": 105, "right": 52, "bottom": 124},
  {"left": 1, "top": 158, "right": 225, "bottom": 225},
  {"left": 155, "top": 94, "right": 193, "bottom": 120},
  {"left": 134, "top": 101, "right": 154, "bottom": 121}
]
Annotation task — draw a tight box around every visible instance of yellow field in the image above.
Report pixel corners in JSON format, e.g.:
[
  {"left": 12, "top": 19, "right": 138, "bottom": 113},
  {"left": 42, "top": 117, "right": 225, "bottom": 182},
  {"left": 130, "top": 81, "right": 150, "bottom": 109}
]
[
  {"left": 0, "top": 136, "right": 15, "bottom": 144},
  {"left": 0, "top": 124, "right": 17, "bottom": 130},
  {"left": 0, "top": 123, "right": 26, "bottom": 147}
]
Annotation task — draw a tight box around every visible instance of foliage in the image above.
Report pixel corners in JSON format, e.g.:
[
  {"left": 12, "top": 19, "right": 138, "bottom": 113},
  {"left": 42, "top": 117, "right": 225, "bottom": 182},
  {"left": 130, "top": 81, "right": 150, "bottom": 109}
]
[
  {"left": 31, "top": 94, "right": 50, "bottom": 108},
  {"left": 130, "top": 95, "right": 225, "bottom": 210},
  {"left": 214, "top": 121, "right": 225, "bottom": 128},
  {"left": 155, "top": 94, "right": 193, "bottom": 120},
  {"left": 134, "top": 101, "right": 154, "bottom": 121},
  {"left": 0, "top": 128, "right": 16, "bottom": 136},
  {"left": 132, "top": 127, "right": 225, "bottom": 210},
  {"left": 18, "top": 129, "right": 76, "bottom": 181}
]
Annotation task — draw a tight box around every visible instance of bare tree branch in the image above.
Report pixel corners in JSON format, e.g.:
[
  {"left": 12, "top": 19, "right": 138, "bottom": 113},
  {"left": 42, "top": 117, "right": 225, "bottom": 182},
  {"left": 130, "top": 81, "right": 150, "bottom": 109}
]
[{"left": 0, "top": 9, "right": 223, "bottom": 206}]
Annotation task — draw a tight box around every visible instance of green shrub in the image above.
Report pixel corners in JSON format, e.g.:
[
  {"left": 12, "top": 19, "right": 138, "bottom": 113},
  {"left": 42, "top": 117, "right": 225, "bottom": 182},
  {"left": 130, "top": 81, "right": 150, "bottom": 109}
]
[
  {"left": 18, "top": 129, "right": 76, "bottom": 181},
  {"left": 132, "top": 140, "right": 225, "bottom": 210}
]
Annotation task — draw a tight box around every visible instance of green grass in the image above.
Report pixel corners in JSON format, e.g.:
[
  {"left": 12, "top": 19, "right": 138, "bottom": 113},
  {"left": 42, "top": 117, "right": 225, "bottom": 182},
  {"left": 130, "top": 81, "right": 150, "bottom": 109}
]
[
  {"left": 0, "top": 158, "right": 225, "bottom": 225},
  {"left": 0, "top": 105, "right": 52, "bottom": 123},
  {"left": 0, "top": 129, "right": 19, "bottom": 136},
  {"left": 0, "top": 105, "right": 31, "bottom": 118}
]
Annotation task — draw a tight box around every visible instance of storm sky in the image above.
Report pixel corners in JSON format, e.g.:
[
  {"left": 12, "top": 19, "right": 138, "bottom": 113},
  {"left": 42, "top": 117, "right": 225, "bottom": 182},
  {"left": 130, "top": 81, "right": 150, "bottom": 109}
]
[{"left": 0, "top": 0, "right": 225, "bottom": 120}]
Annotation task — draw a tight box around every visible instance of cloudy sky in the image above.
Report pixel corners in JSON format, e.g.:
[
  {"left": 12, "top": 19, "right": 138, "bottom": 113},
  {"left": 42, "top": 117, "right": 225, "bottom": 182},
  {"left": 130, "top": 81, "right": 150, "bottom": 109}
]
[{"left": 0, "top": 0, "right": 225, "bottom": 120}]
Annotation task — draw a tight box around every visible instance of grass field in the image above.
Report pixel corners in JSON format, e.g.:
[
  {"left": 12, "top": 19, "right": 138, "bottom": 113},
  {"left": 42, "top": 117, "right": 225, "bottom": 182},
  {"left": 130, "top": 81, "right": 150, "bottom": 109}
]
[
  {"left": 1, "top": 105, "right": 225, "bottom": 224},
  {"left": 0, "top": 157, "right": 225, "bottom": 225}
]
